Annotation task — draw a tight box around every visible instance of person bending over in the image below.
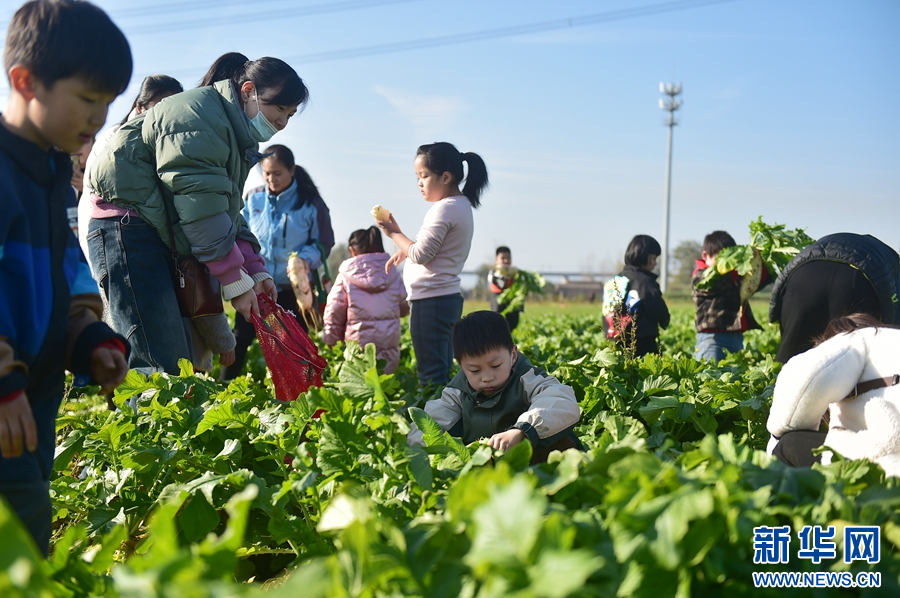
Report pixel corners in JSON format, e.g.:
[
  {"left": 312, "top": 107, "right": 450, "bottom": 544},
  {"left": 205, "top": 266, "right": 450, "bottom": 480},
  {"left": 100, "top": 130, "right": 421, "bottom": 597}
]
[{"left": 767, "top": 313, "right": 900, "bottom": 477}]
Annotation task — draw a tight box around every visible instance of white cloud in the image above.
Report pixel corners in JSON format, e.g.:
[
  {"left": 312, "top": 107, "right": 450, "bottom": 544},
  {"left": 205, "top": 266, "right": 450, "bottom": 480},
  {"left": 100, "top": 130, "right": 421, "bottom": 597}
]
[{"left": 372, "top": 84, "right": 467, "bottom": 138}]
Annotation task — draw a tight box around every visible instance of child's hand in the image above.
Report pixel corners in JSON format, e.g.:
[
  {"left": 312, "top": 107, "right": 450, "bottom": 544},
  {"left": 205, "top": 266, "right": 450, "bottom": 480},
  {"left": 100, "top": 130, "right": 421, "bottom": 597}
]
[
  {"left": 232, "top": 289, "right": 260, "bottom": 320},
  {"left": 0, "top": 392, "right": 37, "bottom": 458},
  {"left": 487, "top": 429, "right": 525, "bottom": 451},
  {"left": 70, "top": 166, "right": 85, "bottom": 195},
  {"left": 219, "top": 349, "right": 236, "bottom": 367},
  {"left": 90, "top": 346, "right": 129, "bottom": 395},
  {"left": 385, "top": 249, "right": 407, "bottom": 273},
  {"left": 254, "top": 278, "right": 277, "bottom": 302},
  {"left": 376, "top": 214, "right": 401, "bottom": 236}
]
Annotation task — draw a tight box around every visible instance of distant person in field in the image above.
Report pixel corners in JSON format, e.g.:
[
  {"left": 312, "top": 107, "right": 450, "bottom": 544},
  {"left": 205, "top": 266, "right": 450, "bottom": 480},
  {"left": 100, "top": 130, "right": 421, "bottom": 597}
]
[
  {"left": 488, "top": 246, "right": 523, "bottom": 332},
  {"left": 767, "top": 313, "right": 900, "bottom": 477},
  {"left": 602, "top": 235, "right": 670, "bottom": 357},
  {"left": 769, "top": 233, "right": 900, "bottom": 363},
  {"left": 407, "top": 311, "right": 582, "bottom": 464},
  {"left": 376, "top": 142, "right": 489, "bottom": 386},
  {"left": 0, "top": 0, "right": 131, "bottom": 554},
  {"left": 323, "top": 226, "right": 409, "bottom": 373},
  {"left": 691, "top": 230, "right": 769, "bottom": 362}
]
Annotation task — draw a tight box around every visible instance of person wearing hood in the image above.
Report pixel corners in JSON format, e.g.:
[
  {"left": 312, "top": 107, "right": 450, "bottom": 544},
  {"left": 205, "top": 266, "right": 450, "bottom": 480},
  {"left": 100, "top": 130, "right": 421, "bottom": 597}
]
[
  {"left": 86, "top": 53, "right": 308, "bottom": 375},
  {"left": 323, "top": 226, "right": 409, "bottom": 373}
]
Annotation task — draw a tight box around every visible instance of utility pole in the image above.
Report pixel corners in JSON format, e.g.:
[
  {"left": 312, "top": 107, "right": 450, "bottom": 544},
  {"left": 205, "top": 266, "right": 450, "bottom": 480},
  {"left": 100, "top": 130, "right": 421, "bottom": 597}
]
[{"left": 659, "top": 82, "right": 682, "bottom": 293}]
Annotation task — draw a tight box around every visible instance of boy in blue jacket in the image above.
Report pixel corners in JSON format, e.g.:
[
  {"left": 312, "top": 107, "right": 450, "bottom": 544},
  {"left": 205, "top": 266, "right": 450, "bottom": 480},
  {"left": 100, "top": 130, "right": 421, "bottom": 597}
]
[{"left": 0, "top": 0, "right": 132, "bottom": 554}]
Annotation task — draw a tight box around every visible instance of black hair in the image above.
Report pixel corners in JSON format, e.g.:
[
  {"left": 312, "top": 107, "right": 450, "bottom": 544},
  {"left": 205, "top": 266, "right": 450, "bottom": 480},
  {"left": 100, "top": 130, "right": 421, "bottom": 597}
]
[
  {"left": 452, "top": 311, "right": 514, "bottom": 361},
  {"left": 197, "top": 52, "right": 249, "bottom": 87},
  {"left": 5, "top": 0, "right": 132, "bottom": 95},
  {"left": 197, "top": 52, "right": 308, "bottom": 109},
  {"left": 702, "top": 230, "right": 736, "bottom": 258},
  {"left": 624, "top": 234, "right": 662, "bottom": 268},
  {"left": 496, "top": 246, "right": 511, "bottom": 256},
  {"left": 261, "top": 144, "right": 322, "bottom": 210},
  {"left": 416, "top": 142, "right": 489, "bottom": 208},
  {"left": 348, "top": 227, "right": 385, "bottom": 255},
  {"left": 118, "top": 74, "right": 183, "bottom": 126}
]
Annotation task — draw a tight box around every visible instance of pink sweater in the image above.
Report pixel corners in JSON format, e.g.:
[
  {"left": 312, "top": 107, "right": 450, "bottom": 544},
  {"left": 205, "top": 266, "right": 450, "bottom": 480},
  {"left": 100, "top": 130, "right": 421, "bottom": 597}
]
[
  {"left": 323, "top": 253, "right": 409, "bottom": 373},
  {"left": 402, "top": 195, "right": 473, "bottom": 300}
]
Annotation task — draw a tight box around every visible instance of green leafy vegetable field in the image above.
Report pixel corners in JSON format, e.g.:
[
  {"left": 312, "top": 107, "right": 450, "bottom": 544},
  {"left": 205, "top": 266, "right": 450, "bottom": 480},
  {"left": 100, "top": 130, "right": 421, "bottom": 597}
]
[{"left": 2, "top": 308, "right": 898, "bottom": 597}]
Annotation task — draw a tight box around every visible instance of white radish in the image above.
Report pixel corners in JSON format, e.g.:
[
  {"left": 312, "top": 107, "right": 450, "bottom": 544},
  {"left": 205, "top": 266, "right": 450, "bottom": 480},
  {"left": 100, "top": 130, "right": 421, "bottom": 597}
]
[
  {"left": 287, "top": 253, "right": 321, "bottom": 330},
  {"left": 371, "top": 205, "right": 391, "bottom": 221},
  {"left": 740, "top": 247, "right": 763, "bottom": 304}
]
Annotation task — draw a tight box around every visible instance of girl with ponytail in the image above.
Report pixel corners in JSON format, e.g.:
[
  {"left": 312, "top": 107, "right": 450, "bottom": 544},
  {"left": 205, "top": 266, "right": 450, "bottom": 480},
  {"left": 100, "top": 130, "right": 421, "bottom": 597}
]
[
  {"left": 376, "top": 142, "right": 489, "bottom": 385},
  {"left": 323, "top": 227, "right": 409, "bottom": 373}
]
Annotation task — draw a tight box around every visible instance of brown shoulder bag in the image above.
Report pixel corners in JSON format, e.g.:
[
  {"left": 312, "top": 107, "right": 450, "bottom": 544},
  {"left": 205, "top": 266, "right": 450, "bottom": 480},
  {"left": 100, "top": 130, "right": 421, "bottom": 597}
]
[{"left": 162, "top": 200, "right": 224, "bottom": 318}]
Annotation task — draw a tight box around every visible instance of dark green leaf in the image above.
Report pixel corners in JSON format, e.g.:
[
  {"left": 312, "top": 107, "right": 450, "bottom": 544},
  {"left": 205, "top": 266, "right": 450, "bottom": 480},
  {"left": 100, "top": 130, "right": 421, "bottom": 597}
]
[{"left": 179, "top": 493, "right": 220, "bottom": 542}]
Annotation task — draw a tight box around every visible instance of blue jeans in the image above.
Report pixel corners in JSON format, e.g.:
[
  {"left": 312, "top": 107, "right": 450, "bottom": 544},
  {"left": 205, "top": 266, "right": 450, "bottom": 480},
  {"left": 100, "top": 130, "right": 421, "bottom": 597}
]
[
  {"left": 87, "top": 216, "right": 192, "bottom": 375},
  {"left": 409, "top": 293, "right": 464, "bottom": 386},
  {"left": 695, "top": 331, "right": 743, "bottom": 362}
]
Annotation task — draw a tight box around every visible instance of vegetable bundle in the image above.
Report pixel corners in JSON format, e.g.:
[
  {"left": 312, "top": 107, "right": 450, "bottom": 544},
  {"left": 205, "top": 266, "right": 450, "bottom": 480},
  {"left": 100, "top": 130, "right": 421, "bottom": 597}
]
[
  {"left": 497, "top": 268, "right": 547, "bottom": 315},
  {"left": 696, "top": 217, "right": 815, "bottom": 301}
]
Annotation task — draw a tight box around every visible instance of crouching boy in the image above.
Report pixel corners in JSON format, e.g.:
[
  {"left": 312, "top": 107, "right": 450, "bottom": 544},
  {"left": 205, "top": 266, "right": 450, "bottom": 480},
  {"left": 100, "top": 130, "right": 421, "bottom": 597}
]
[{"left": 408, "top": 311, "right": 582, "bottom": 463}]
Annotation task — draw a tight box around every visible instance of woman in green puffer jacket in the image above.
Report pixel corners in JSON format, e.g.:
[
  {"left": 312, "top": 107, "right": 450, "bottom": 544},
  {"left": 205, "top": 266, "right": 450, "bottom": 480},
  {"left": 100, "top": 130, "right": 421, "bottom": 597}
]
[{"left": 86, "top": 52, "right": 308, "bottom": 375}]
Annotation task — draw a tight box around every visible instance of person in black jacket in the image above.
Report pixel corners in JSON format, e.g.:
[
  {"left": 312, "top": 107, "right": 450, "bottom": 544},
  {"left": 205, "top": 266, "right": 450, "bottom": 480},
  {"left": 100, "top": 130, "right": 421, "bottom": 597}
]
[
  {"left": 606, "top": 235, "right": 671, "bottom": 357},
  {"left": 769, "top": 233, "right": 900, "bottom": 363}
]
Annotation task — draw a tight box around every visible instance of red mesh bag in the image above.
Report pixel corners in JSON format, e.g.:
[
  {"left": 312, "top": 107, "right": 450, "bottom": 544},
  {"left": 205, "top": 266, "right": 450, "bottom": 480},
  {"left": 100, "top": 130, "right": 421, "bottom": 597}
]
[{"left": 250, "top": 293, "right": 327, "bottom": 403}]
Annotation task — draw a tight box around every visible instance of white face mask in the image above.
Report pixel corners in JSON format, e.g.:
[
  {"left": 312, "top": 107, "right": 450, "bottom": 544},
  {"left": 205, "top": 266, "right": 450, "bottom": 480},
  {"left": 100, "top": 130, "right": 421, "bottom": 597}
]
[{"left": 247, "top": 91, "right": 278, "bottom": 143}]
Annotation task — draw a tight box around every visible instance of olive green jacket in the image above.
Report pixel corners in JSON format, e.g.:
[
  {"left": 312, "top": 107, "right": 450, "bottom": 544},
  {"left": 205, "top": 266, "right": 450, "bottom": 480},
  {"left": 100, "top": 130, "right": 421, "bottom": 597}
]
[{"left": 88, "top": 80, "right": 262, "bottom": 264}]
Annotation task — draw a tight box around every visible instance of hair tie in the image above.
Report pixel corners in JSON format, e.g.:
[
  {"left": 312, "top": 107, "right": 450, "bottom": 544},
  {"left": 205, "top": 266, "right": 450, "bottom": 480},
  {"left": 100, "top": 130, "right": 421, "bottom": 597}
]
[{"left": 459, "top": 152, "right": 466, "bottom": 161}]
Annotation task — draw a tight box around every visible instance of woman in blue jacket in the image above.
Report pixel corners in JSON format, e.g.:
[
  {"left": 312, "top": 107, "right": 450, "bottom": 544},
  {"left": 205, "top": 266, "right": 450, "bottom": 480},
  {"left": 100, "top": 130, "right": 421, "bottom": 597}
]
[{"left": 223, "top": 144, "right": 323, "bottom": 379}]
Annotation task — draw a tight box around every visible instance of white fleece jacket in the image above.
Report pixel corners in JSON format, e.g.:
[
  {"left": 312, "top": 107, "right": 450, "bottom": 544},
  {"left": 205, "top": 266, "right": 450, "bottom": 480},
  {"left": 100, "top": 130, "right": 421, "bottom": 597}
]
[{"left": 767, "top": 327, "right": 900, "bottom": 477}]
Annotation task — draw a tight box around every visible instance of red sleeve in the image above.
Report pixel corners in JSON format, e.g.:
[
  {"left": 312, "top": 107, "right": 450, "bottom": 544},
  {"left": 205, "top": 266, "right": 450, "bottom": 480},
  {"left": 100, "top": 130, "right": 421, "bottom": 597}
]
[
  {"left": 0, "top": 390, "right": 23, "bottom": 404},
  {"left": 95, "top": 338, "right": 126, "bottom": 355}
]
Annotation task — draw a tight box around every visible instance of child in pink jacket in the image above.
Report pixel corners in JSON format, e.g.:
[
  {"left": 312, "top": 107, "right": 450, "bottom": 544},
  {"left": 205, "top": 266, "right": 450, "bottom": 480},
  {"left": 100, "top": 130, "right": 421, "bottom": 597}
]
[{"left": 324, "top": 227, "right": 410, "bottom": 372}]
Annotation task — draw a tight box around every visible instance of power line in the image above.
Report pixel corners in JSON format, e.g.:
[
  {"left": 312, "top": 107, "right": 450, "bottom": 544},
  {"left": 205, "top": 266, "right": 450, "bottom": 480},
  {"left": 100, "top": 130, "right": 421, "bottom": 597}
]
[
  {"left": 0, "top": 0, "right": 424, "bottom": 42},
  {"left": 110, "top": 0, "right": 294, "bottom": 19},
  {"left": 138, "top": 0, "right": 739, "bottom": 83},
  {"left": 0, "top": 0, "right": 738, "bottom": 95},
  {"left": 283, "top": 0, "right": 740, "bottom": 64},
  {"left": 122, "top": 0, "right": 424, "bottom": 35}
]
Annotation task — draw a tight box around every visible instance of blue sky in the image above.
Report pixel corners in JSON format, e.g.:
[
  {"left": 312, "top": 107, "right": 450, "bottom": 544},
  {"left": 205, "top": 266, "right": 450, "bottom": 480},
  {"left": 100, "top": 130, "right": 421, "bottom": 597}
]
[{"left": 3, "top": 0, "right": 897, "bottom": 274}]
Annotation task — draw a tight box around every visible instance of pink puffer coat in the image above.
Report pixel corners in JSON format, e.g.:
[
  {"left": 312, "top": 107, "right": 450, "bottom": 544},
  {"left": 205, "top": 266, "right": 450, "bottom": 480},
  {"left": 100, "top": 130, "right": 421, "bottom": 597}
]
[{"left": 323, "top": 252, "right": 410, "bottom": 373}]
